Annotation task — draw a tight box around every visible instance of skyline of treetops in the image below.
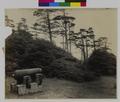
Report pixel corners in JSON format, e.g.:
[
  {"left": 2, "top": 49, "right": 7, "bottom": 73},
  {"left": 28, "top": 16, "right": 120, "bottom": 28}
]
[{"left": 5, "top": 8, "right": 117, "bottom": 60}]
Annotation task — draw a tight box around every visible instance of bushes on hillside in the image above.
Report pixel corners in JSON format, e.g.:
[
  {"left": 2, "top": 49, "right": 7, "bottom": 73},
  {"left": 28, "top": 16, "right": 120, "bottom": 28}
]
[
  {"left": 6, "top": 31, "right": 83, "bottom": 79},
  {"left": 6, "top": 31, "right": 110, "bottom": 82},
  {"left": 5, "top": 31, "right": 33, "bottom": 75},
  {"left": 86, "top": 49, "right": 116, "bottom": 76},
  {"left": 45, "top": 57, "right": 97, "bottom": 82}
]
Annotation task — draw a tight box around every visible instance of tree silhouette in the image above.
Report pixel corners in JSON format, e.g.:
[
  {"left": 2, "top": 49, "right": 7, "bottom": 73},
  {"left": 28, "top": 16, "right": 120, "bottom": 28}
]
[
  {"left": 17, "top": 18, "right": 28, "bottom": 31},
  {"left": 98, "top": 37, "right": 109, "bottom": 50},
  {"left": 68, "top": 22, "right": 75, "bottom": 53},
  {"left": 73, "top": 27, "right": 109, "bottom": 61},
  {"left": 5, "top": 15, "right": 15, "bottom": 28},
  {"left": 5, "top": 15, "right": 15, "bottom": 33},
  {"left": 53, "top": 10, "right": 75, "bottom": 52},
  {"left": 33, "top": 9, "right": 63, "bottom": 43}
]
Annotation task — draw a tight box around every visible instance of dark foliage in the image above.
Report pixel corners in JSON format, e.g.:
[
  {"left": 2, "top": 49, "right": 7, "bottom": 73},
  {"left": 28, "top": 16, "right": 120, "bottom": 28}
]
[
  {"left": 5, "top": 31, "right": 84, "bottom": 81},
  {"left": 5, "top": 31, "right": 33, "bottom": 75},
  {"left": 86, "top": 49, "right": 116, "bottom": 76},
  {"left": 6, "top": 31, "right": 106, "bottom": 82},
  {"left": 45, "top": 57, "right": 97, "bottom": 82}
]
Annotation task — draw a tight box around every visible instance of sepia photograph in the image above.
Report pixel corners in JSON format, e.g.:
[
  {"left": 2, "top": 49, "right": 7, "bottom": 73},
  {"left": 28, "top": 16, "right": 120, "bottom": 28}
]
[{"left": 5, "top": 8, "right": 117, "bottom": 99}]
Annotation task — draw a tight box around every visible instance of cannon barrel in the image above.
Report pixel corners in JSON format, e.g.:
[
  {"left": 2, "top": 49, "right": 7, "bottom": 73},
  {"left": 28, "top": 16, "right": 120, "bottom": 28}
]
[{"left": 14, "top": 68, "right": 42, "bottom": 79}]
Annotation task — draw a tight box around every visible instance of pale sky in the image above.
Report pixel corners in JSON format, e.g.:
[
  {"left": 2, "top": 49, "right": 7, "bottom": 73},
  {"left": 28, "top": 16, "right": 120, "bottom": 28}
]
[{"left": 5, "top": 8, "right": 117, "bottom": 59}]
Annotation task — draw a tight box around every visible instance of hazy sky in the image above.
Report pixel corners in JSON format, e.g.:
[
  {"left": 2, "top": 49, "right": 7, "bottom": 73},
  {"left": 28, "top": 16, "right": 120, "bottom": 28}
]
[{"left": 5, "top": 8, "right": 117, "bottom": 59}]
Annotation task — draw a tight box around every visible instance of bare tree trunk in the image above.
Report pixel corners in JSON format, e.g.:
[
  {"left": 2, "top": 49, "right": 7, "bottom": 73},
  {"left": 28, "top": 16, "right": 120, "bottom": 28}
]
[
  {"left": 93, "top": 35, "right": 96, "bottom": 51},
  {"left": 85, "top": 39, "right": 88, "bottom": 59},
  {"left": 81, "top": 38, "right": 86, "bottom": 61},
  {"left": 69, "top": 41, "right": 72, "bottom": 53},
  {"left": 63, "top": 10, "right": 68, "bottom": 52},
  {"left": 68, "top": 25, "right": 72, "bottom": 53},
  {"left": 62, "top": 35, "right": 65, "bottom": 50},
  {"left": 47, "top": 10, "right": 52, "bottom": 43}
]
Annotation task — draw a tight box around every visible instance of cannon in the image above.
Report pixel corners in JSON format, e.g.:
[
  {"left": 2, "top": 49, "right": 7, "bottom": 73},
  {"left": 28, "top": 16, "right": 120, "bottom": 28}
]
[
  {"left": 11, "top": 68, "right": 43, "bottom": 95},
  {"left": 14, "top": 68, "right": 42, "bottom": 77},
  {"left": 13, "top": 68, "right": 42, "bottom": 84}
]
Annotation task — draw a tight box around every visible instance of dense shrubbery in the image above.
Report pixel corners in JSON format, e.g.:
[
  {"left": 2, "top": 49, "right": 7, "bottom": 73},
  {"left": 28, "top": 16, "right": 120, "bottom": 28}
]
[
  {"left": 86, "top": 49, "right": 116, "bottom": 76},
  {"left": 5, "top": 31, "right": 84, "bottom": 80},
  {"left": 5, "top": 31, "right": 33, "bottom": 75},
  {"left": 6, "top": 31, "right": 116, "bottom": 82},
  {"left": 45, "top": 57, "right": 83, "bottom": 81}
]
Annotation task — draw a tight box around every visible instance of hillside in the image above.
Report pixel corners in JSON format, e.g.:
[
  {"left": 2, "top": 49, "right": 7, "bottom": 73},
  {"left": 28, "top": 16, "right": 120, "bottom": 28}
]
[
  {"left": 5, "top": 31, "right": 97, "bottom": 82},
  {"left": 6, "top": 31, "right": 116, "bottom": 82}
]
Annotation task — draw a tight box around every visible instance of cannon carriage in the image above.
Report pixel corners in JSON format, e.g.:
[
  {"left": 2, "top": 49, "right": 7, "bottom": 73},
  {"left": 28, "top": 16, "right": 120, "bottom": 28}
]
[{"left": 10, "top": 68, "right": 43, "bottom": 95}]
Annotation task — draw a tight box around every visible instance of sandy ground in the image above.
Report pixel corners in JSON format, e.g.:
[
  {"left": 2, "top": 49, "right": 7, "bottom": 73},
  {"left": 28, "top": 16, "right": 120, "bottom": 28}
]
[{"left": 5, "top": 76, "right": 116, "bottom": 99}]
